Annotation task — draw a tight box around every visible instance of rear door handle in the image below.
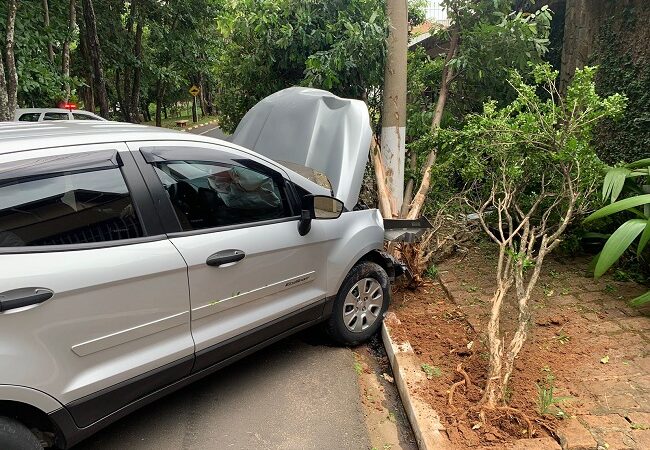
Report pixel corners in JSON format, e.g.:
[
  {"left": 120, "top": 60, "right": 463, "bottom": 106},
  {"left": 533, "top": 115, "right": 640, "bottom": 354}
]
[
  {"left": 0, "top": 288, "right": 54, "bottom": 312},
  {"left": 206, "top": 249, "right": 246, "bottom": 267}
]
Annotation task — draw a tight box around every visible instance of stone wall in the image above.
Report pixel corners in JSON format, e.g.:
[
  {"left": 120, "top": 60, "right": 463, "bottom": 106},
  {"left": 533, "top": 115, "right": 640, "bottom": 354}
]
[{"left": 560, "top": 0, "right": 650, "bottom": 89}]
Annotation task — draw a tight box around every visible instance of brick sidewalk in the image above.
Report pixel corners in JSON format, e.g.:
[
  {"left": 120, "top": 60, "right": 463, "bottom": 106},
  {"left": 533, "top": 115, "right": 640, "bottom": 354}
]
[{"left": 438, "top": 249, "right": 650, "bottom": 450}]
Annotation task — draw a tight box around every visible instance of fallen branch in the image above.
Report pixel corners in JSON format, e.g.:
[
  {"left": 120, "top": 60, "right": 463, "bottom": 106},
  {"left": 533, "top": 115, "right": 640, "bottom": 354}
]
[{"left": 371, "top": 135, "right": 396, "bottom": 218}]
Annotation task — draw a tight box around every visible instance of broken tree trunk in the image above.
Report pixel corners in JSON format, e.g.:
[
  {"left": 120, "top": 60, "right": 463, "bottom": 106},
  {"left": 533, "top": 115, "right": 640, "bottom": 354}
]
[
  {"left": 404, "top": 27, "right": 459, "bottom": 220},
  {"left": 371, "top": 136, "right": 397, "bottom": 219}
]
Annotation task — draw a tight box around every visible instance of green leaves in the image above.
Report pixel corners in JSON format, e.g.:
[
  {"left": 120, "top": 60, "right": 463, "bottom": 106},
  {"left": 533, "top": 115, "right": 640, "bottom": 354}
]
[
  {"left": 586, "top": 158, "right": 649, "bottom": 305},
  {"left": 629, "top": 290, "right": 650, "bottom": 307},
  {"left": 602, "top": 167, "right": 631, "bottom": 202},
  {"left": 584, "top": 194, "right": 650, "bottom": 223},
  {"left": 593, "top": 219, "right": 647, "bottom": 278}
]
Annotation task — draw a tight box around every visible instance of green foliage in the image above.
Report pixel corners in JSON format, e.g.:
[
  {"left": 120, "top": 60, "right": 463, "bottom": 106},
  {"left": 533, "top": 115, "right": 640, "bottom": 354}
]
[
  {"left": 591, "top": 11, "right": 650, "bottom": 164},
  {"left": 421, "top": 363, "right": 442, "bottom": 379},
  {"left": 404, "top": 1, "right": 555, "bottom": 209},
  {"left": 584, "top": 159, "right": 650, "bottom": 305},
  {"left": 536, "top": 372, "right": 571, "bottom": 418},
  {"left": 213, "top": 0, "right": 387, "bottom": 132},
  {"left": 442, "top": 0, "right": 553, "bottom": 115},
  {"left": 0, "top": 0, "right": 81, "bottom": 106},
  {"left": 425, "top": 264, "right": 439, "bottom": 279},
  {"left": 435, "top": 64, "right": 624, "bottom": 246},
  {"left": 408, "top": 0, "right": 428, "bottom": 28}
]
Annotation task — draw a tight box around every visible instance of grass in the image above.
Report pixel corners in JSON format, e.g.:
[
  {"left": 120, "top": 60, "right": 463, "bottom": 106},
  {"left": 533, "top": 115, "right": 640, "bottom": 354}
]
[
  {"left": 142, "top": 114, "right": 218, "bottom": 130},
  {"left": 536, "top": 372, "right": 571, "bottom": 418},
  {"left": 421, "top": 363, "right": 442, "bottom": 379}
]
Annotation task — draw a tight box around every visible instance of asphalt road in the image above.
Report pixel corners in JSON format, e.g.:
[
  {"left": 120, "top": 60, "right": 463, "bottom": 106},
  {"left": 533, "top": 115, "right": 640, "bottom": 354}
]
[
  {"left": 74, "top": 332, "right": 370, "bottom": 450},
  {"left": 189, "top": 122, "right": 230, "bottom": 140}
]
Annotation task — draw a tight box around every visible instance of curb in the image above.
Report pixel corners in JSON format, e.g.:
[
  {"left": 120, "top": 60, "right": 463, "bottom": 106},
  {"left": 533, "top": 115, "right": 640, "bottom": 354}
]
[
  {"left": 182, "top": 118, "right": 219, "bottom": 132},
  {"left": 382, "top": 321, "right": 453, "bottom": 450}
]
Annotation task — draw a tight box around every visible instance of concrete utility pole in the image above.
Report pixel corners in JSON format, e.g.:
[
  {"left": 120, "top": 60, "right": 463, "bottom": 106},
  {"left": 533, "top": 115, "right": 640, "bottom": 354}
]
[{"left": 381, "top": 0, "right": 408, "bottom": 215}]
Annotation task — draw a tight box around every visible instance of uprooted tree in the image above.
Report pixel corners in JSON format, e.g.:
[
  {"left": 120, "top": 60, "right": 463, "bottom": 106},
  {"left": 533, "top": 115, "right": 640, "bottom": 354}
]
[{"left": 443, "top": 64, "right": 625, "bottom": 414}]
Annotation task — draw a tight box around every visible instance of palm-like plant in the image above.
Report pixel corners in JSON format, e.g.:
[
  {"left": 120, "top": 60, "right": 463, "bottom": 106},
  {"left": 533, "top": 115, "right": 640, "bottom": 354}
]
[{"left": 584, "top": 158, "right": 650, "bottom": 306}]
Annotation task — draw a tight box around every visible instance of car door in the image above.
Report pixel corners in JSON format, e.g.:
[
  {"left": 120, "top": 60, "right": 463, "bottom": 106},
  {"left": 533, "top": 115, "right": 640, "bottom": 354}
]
[
  {"left": 0, "top": 142, "right": 194, "bottom": 428},
  {"left": 128, "top": 141, "right": 334, "bottom": 372}
]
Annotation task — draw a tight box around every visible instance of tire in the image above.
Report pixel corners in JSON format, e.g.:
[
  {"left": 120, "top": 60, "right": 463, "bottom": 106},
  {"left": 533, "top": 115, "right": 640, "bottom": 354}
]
[
  {"left": 0, "top": 417, "right": 43, "bottom": 450},
  {"left": 326, "top": 261, "right": 390, "bottom": 346}
]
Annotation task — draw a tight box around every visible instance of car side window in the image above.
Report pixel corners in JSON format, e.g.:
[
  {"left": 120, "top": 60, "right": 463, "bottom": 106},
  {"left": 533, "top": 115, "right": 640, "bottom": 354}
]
[
  {"left": 151, "top": 160, "right": 292, "bottom": 231},
  {"left": 0, "top": 167, "right": 143, "bottom": 247},
  {"left": 43, "top": 112, "right": 70, "bottom": 121},
  {"left": 18, "top": 113, "right": 40, "bottom": 122},
  {"left": 72, "top": 113, "right": 100, "bottom": 121}
]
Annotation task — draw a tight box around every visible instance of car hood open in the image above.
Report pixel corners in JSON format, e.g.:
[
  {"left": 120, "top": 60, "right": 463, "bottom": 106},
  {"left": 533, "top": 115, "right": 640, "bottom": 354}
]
[{"left": 230, "top": 87, "right": 372, "bottom": 210}]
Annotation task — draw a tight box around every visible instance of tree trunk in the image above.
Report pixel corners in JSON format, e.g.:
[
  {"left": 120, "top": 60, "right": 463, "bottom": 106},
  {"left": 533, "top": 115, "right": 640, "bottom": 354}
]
[
  {"left": 62, "top": 0, "right": 76, "bottom": 102},
  {"left": 379, "top": 0, "right": 408, "bottom": 216},
  {"left": 5, "top": 0, "right": 19, "bottom": 118},
  {"left": 155, "top": 78, "right": 165, "bottom": 127},
  {"left": 43, "top": 0, "right": 55, "bottom": 64},
  {"left": 0, "top": 0, "right": 11, "bottom": 121},
  {"left": 371, "top": 137, "right": 395, "bottom": 219},
  {"left": 400, "top": 151, "right": 417, "bottom": 217},
  {"left": 77, "top": 12, "right": 95, "bottom": 112},
  {"left": 205, "top": 78, "right": 214, "bottom": 115},
  {"left": 129, "top": 10, "right": 144, "bottom": 123},
  {"left": 115, "top": 70, "right": 127, "bottom": 121},
  {"left": 199, "top": 73, "right": 208, "bottom": 117},
  {"left": 0, "top": 42, "right": 8, "bottom": 121},
  {"left": 82, "top": 0, "right": 109, "bottom": 118},
  {"left": 405, "top": 27, "right": 460, "bottom": 220}
]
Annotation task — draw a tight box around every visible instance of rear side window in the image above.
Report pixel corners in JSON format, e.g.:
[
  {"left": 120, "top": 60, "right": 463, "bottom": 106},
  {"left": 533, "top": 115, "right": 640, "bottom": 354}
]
[
  {"left": 72, "top": 113, "right": 100, "bottom": 121},
  {"left": 151, "top": 160, "right": 292, "bottom": 231},
  {"left": 18, "top": 113, "right": 40, "bottom": 122},
  {"left": 0, "top": 165, "right": 143, "bottom": 247},
  {"left": 43, "top": 112, "right": 70, "bottom": 121}
]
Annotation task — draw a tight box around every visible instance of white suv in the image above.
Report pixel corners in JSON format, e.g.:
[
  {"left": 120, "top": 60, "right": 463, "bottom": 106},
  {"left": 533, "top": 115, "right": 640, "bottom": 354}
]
[
  {"left": 14, "top": 108, "right": 106, "bottom": 122},
  {"left": 0, "top": 90, "right": 402, "bottom": 449}
]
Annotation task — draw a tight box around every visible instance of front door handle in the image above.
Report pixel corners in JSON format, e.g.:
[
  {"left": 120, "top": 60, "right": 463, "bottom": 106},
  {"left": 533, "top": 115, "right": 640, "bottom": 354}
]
[
  {"left": 206, "top": 249, "right": 246, "bottom": 267},
  {"left": 0, "top": 288, "right": 54, "bottom": 312}
]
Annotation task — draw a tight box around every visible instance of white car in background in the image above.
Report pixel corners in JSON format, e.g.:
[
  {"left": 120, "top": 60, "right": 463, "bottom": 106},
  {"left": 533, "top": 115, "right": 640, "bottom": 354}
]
[{"left": 14, "top": 108, "right": 106, "bottom": 122}]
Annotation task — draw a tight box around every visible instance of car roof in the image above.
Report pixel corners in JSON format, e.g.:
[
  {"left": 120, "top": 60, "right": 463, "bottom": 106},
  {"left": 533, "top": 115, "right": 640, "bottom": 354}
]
[
  {"left": 0, "top": 121, "right": 330, "bottom": 196},
  {"left": 16, "top": 108, "right": 76, "bottom": 114},
  {"left": 0, "top": 121, "right": 229, "bottom": 154}
]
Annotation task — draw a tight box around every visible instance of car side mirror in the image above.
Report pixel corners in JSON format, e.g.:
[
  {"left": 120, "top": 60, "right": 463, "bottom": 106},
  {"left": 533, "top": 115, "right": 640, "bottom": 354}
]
[{"left": 298, "top": 195, "right": 344, "bottom": 236}]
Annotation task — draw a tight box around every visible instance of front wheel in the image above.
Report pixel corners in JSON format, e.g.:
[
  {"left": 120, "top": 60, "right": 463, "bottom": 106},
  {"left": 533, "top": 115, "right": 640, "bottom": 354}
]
[
  {"left": 0, "top": 417, "right": 43, "bottom": 450},
  {"left": 326, "top": 261, "right": 390, "bottom": 346}
]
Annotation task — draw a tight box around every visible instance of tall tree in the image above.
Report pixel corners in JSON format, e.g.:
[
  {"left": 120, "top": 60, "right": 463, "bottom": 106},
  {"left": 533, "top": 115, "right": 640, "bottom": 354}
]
[
  {"left": 42, "top": 0, "right": 54, "bottom": 63},
  {"left": 81, "top": 0, "right": 109, "bottom": 117},
  {"left": 129, "top": 5, "right": 144, "bottom": 122},
  {"left": 380, "top": 0, "right": 408, "bottom": 217},
  {"left": 0, "top": 0, "right": 18, "bottom": 121},
  {"left": 62, "top": 0, "right": 76, "bottom": 102}
]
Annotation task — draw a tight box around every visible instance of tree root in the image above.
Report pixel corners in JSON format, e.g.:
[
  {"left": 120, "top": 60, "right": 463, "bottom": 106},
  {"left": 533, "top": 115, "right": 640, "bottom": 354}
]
[
  {"left": 494, "top": 406, "right": 533, "bottom": 437},
  {"left": 448, "top": 364, "right": 473, "bottom": 406}
]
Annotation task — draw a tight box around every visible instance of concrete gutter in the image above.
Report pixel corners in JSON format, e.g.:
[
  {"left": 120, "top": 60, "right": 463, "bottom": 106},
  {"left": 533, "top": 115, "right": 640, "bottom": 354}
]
[{"left": 382, "top": 320, "right": 453, "bottom": 450}]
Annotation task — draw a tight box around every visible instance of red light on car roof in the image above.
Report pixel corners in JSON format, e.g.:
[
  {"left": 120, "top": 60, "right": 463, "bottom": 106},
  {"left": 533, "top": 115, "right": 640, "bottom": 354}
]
[{"left": 63, "top": 103, "right": 77, "bottom": 110}]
